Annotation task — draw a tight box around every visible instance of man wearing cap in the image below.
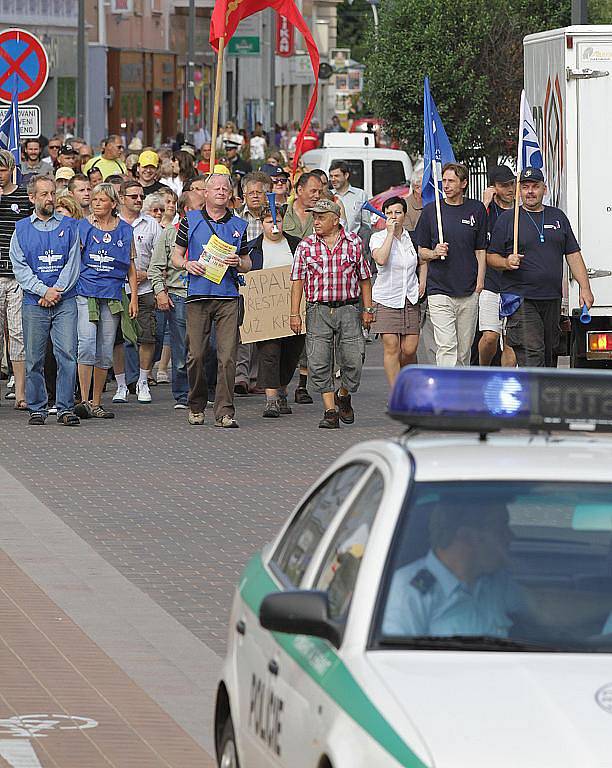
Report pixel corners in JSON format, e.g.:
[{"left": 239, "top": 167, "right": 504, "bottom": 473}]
[
  {"left": 83, "top": 135, "right": 127, "bottom": 180},
  {"left": 171, "top": 172, "right": 251, "bottom": 428},
  {"left": 478, "top": 165, "right": 517, "bottom": 367},
  {"left": 487, "top": 167, "right": 593, "bottom": 367},
  {"left": 290, "top": 199, "right": 373, "bottom": 429},
  {"left": 261, "top": 163, "right": 290, "bottom": 207},
  {"left": 57, "top": 144, "right": 78, "bottom": 171},
  {"left": 55, "top": 167, "right": 75, "bottom": 192},
  {"left": 224, "top": 140, "right": 252, "bottom": 179},
  {"left": 137, "top": 150, "right": 168, "bottom": 198}
]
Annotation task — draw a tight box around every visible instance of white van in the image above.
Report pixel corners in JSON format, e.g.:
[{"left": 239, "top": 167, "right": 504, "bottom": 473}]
[{"left": 301, "top": 133, "right": 413, "bottom": 199}]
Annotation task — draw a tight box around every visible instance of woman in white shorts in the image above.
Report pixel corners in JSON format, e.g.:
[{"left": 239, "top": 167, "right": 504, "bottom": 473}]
[{"left": 370, "top": 196, "right": 426, "bottom": 386}]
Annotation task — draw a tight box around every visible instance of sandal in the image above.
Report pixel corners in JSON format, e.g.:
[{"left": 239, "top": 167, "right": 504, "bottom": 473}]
[
  {"left": 57, "top": 412, "right": 81, "bottom": 426},
  {"left": 90, "top": 404, "right": 115, "bottom": 419},
  {"left": 14, "top": 400, "right": 27, "bottom": 411},
  {"left": 74, "top": 401, "right": 92, "bottom": 419}
]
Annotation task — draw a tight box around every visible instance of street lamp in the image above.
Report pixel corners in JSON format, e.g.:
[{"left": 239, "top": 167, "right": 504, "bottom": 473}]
[{"left": 365, "top": 0, "right": 380, "bottom": 33}]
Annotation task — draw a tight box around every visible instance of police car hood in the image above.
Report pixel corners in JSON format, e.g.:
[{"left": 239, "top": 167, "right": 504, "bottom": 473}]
[{"left": 365, "top": 652, "right": 612, "bottom": 767}]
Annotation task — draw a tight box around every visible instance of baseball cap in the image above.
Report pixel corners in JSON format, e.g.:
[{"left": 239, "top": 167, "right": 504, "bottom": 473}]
[
  {"left": 306, "top": 199, "right": 341, "bottom": 216},
  {"left": 212, "top": 164, "right": 231, "bottom": 175},
  {"left": 55, "top": 167, "right": 75, "bottom": 181},
  {"left": 180, "top": 143, "right": 196, "bottom": 157},
  {"left": 519, "top": 167, "right": 545, "bottom": 183},
  {"left": 489, "top": 165, "right": 515, "bottom": 184},
  {"left": 261, "top": 163, "right": 289, "bottom": 179},
  {"left": 58, "top": 144, "right": 77, "bottom": 156},
  {"left": 138, "top": 150, "right": 159, "bottom": 168}
]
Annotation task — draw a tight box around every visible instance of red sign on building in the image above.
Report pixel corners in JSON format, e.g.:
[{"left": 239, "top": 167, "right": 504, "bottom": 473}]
[{"left": 276, "top": 15, "right": 294, "bottom": 57}]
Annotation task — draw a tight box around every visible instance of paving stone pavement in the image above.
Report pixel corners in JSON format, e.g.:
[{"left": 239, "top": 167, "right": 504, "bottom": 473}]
[{"left": 0, "top": 341, "right": 402, "bottom": 655}]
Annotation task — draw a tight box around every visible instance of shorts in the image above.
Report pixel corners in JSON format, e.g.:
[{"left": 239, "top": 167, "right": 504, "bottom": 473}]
[
  {"left": 478, "top": 289, "right": 502, "bottom": 334},
  {"left": 136, "top": 292, "right": 157, "bottom": 344},
  {"left": 76, "top": 295, "right": 120, "bottom": 369},
  {"left": 371, "top": 298, "right": 420, "bottom": 335}
]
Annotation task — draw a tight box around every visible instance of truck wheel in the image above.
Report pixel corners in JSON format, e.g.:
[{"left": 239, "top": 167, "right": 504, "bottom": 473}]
[{"left": 218, "top": 716, "right": 241, "bottom": 768}]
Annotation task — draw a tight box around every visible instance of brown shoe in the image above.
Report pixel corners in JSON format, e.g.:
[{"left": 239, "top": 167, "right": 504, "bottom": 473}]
[
  {"left": 335, "top": 391, "right": 354, "bottom": 424},
  {"left": 319, "top": 409, "right": 340, "bottom": 429}
]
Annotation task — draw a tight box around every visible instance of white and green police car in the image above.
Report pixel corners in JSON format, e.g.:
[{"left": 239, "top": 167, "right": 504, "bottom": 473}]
[{"left": 215, "top": 366, "right": 612, "bottom": 768}]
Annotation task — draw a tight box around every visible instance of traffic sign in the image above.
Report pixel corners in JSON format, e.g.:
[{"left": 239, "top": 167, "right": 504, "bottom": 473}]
[
  {"left": 0, "top": 105, "right": 40, "bottom": 137},
  {"left": 0, "top": 29, "right": 49, "bottom": 104}
]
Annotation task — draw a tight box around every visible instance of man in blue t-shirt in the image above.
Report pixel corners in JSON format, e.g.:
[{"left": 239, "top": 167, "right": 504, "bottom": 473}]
[
  {"left": 416, "top": 163, "right": 487, "bottom": 366},
  {"left": 487, "top": 167, "right": 593, "bottom": 367}
]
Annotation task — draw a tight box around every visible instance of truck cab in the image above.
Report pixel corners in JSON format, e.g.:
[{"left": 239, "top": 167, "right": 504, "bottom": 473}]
[{"left": 524, "top": 25, "right": 612, "bottom": 367}]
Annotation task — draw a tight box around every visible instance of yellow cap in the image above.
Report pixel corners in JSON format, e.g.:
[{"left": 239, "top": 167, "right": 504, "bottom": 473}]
[
  {"left": 213, "top": 164, "right": 231, "bottom": 175},
  {"left": 138, "top": 150, "right": 159, "bottom": 168},
  {"left": 55, "top": 167, "right": 75, "bottom": 181}
]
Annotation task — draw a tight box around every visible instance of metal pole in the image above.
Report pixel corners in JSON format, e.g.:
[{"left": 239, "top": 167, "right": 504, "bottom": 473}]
[
  {"left": 187, "top": 0, "right": 195, "bottom": 142},
  {"left": 370, "top": 3, "right": 379, "bottom": 31},
  {"left": 269, "top": 9, "right": 276, "bottom": 132},
  {"left": 77, "top": 0, "right": 86, "bottom": 136},
  {"left": 571, "top": 0, "right": 588, "bottom": 24}
]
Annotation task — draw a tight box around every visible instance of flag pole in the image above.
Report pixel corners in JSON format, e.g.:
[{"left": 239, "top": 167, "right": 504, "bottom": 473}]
[
  {"left": 432, "top": 159, "right": 445, "bottom": 260},
  {"left": 513, "top": 91, "right": 525, "bottom": 256},
  {"left": 209, "top": 36, "right": 225, "bottom": 171}
]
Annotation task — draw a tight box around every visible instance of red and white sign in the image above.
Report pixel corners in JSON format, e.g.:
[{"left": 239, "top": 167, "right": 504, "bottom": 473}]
[
  {"left": 276, "top": 15, "right": 294, "bottom": 58},
  {"left": 153, "top": 99, "right": 162, "bottom": 119},
  {"left": 0, "top": 28, "right": 49, "bottom": 104}
]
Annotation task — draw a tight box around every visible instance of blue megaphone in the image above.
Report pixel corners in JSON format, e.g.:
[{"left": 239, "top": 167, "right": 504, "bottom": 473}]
[
  {"left": 266, "top": 192, "right": 279, "bottom": 233},
  {"left": 580, "top": 304, "right": 592, "bottom": 324},
  {"left": 362, "top": 200, "right": 387, "bottom": 220}
]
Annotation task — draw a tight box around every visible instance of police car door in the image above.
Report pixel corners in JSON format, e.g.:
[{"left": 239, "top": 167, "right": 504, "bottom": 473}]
[
  {"left": 267, "top": 464, "right": 386, "bottom": 768},
  {"left": 234, "top": 462, "right": 368, "bottom": 766}
]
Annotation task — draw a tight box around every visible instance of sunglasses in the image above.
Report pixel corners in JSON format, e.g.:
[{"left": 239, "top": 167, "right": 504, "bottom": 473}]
[
  {"left": 125, "top": 193, "right": 144, "bottom": 200},
  {"left": 49, "top": 144, "right": 61, "bottom": 150},
  {"left": 149, "top": 207, "right": 164, "bottom": 213},
  {"left": 272, "top": 178, "right": 287, "bottom": 184}
]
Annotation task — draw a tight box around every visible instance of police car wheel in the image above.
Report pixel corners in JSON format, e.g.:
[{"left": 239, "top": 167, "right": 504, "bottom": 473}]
[{"left": 219, "top": 716, "right": 240, "bottom": 768}]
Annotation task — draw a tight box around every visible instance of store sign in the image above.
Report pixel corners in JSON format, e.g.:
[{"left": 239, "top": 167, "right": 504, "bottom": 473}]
[
  {"left": 227, "top": 36, "right": 260, "bottom": 56},
  {"left": 276, "top": 16, "right": 294, "bottom": 57}
]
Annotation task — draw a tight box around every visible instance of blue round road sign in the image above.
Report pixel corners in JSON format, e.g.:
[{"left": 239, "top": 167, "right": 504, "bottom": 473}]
[{"left": 0, "top": 28, "right": 49, "bottom": 104}]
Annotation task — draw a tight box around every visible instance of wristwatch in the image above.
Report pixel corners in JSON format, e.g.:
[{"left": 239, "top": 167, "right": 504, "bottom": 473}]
[{"left": 363, "top": 307, "right": 376, "bottom": 314}]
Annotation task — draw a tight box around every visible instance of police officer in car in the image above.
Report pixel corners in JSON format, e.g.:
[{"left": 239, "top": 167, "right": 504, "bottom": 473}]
[{"left": 382, "top": 505, "right": 526, "bottom": 637}]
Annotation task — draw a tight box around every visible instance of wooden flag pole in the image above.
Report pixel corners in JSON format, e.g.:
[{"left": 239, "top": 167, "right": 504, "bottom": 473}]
[
  {"left": 209, "top": 36, "right": 225, "bottom": 172},
  {"left": 432, "top": 159, "right": 445, "bottom": 260}
]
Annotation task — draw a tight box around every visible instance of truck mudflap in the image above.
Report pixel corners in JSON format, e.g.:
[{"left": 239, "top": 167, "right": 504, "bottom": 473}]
[{"left": 569, "top": 311, "right": 612, "bottom": 368}]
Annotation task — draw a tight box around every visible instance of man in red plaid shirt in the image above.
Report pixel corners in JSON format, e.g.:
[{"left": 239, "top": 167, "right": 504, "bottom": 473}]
[{"left": 290, "top": 199, "right": 374, "bottom": 429}]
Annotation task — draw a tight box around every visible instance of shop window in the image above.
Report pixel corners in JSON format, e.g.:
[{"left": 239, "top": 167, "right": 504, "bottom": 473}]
[{"left": 56, "top": 77, "right": 76, "bottom": 135}]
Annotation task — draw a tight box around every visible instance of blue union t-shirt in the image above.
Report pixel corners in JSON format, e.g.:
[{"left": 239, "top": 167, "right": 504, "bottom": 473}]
[
  {"left": 417, "top": 198, "right": 487, "bottom": 297},
  {"left": 488, "top": 206, "right": 580, "bottom": 300}
]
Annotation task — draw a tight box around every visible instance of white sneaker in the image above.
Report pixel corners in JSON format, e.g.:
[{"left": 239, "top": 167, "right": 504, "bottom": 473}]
[
  {"left": 48, "top": 405, "right": 58, "bottom": 415},
  {"left": 156, "top": 370, "right": 170, "bottom": 384},
  {"left": 174, "top": 402, "right": 187, "bottom": 410},
  {"left": 7, "top": 375, "right": 14, "bottom": 390},
  {"left": 136, "top": 380, "right": 152, "bottom": 403},
  {"left": 113, "top": 385, "right": 129, "bottom": 403}
]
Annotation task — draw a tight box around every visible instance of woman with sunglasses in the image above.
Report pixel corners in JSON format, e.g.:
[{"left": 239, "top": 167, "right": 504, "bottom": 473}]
[{"left": 75, "top": 183, "right": 138, "bottom": 419}]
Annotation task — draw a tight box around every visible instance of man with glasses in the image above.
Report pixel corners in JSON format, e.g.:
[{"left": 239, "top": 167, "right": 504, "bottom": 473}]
[
  {"left": 83, "top": 135, "right": 127, "bottom": 180},
  {"left": 261, "top": 163, "right": 290, "bottom": 206},
  {"left": 45, "top": 136, "right": 64, "bottom": 170},
  {"left": 118, "top": 180, "right": 163, "bottom": 403}
]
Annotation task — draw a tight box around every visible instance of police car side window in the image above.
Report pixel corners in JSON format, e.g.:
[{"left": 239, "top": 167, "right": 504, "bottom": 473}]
[
  {"left": 273, "top": 463, "right": 367, "bottom": 588},
  {"left": 314, "top": 469, "right": 384, "bottom": 621}
]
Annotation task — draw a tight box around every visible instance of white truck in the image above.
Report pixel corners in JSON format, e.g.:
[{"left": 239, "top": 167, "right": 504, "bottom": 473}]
[
  {"left": 301, "top": 132, "right": 413, "bottom": 200},
  {"left": 524, "top": 25, "right": 612, "bottom": 367}
]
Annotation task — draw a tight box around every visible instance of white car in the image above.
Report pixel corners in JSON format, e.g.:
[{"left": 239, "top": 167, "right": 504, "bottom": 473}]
[{"left": 215, "top": 366, "right": 612, "bottom": 768}]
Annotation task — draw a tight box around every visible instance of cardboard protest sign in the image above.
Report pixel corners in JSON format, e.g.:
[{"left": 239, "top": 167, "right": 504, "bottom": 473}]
[{"left": 239, "top": 265, "right": 305, "bottom": 343}]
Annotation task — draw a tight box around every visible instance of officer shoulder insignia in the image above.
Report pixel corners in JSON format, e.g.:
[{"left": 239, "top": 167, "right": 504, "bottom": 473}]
[{"left": 410, "top": 569, "right": 436, "bottom": 595}]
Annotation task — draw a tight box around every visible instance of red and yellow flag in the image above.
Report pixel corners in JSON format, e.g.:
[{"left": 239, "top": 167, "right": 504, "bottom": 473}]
[{"left": 210, "top": 0, "right": 320, "bottom": 172}]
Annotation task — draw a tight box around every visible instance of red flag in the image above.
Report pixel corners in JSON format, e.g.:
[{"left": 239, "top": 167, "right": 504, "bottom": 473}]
[{"left": 210, "top": 0, "right": 319, "bottom": 173}]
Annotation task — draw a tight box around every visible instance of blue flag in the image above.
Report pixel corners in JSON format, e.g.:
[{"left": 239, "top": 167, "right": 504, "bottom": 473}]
[
  {"left": 422, "top": 76, "right": 455, "bottom": 206},
  {"left": 0, "top": 75, "right": 21, "bottom": 182}
]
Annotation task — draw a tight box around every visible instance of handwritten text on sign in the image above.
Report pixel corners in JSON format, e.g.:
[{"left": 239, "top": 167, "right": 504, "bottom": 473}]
[{"left": 239, "top": 265, "right": 305, "bottom": 343}]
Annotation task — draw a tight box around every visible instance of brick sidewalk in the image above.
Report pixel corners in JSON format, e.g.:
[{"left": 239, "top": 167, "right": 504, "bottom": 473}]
[{"left": 0, "top": 550, "right": 215, "bottom": 768}]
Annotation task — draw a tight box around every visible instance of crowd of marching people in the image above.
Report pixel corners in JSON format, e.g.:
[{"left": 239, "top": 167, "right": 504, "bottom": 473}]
[{"left": 0, "top": 124, "right": 594, "bottom": 429}]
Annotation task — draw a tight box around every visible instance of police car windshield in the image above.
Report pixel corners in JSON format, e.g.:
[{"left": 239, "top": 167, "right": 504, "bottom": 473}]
[{"left": 374, "top": 481, "right": 612, "bottom": 653}]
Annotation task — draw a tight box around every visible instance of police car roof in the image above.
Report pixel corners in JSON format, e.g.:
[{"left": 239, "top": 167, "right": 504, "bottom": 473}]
[{"left": 400, "top": 433, "right": 612, "bottom": 483}]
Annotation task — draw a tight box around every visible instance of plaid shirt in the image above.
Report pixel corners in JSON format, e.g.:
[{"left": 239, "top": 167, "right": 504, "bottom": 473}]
[
  {"left": 291, "top": 227, "right": 371, "bottom": 303},
  {"left": 238, "top": 206, "right": 263, "bottom": 242}
]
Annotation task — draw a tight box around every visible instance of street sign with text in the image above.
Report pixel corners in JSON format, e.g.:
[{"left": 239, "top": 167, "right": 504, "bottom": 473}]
[
  {"left": 0, "top": 105, "right": 40, "bottom": 137},
  {"left": 227, "top": 37, "right": 261, "bottom": 56}
]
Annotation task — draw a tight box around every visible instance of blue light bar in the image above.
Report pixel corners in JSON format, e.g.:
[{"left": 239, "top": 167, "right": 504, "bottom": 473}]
[{"left": 388, "top": 366, "right": 612, "bottom": 433}]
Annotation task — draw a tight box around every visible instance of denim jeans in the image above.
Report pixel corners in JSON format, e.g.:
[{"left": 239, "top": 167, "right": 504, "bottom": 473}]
[
  {"left": 166, "top": 294, "right": 189, "bottom": 404},
  {"left": 22, "top": 297, "right": 78, "bottom": 417}
]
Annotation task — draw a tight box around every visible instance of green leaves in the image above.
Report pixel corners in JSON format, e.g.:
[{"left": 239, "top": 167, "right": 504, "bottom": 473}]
[{"left": 364, "top": 0, "right": 570, "bottom": 162}]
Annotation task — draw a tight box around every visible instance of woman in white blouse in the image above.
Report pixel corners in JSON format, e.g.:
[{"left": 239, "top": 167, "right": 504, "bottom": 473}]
[{"left": 370, "top": 196, "right": 426, "bottom": 386}]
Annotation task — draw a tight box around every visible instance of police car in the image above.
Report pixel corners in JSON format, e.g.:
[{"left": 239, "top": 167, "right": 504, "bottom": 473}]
[{"left": 215, "top": 366, "right": 612, "bottom": 768}]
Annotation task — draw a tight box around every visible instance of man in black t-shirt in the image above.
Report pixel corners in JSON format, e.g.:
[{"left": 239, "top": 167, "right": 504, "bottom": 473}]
[
  {"left": 487, "top": 167, "right": 593, "bottom": 367},
  {"left": 0, "top": 150, "right": 33, "bottom": 407},
  {"left": 478, "top": 165, "right": 516, "bottom": 366},
  {"left": 417, "top": 162, "right": 487, "bottom": 366}
]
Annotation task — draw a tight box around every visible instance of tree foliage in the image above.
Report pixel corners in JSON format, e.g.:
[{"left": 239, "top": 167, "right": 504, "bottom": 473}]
[{"left": 364, "top": 0, "right": 571, "bottom": 162}]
